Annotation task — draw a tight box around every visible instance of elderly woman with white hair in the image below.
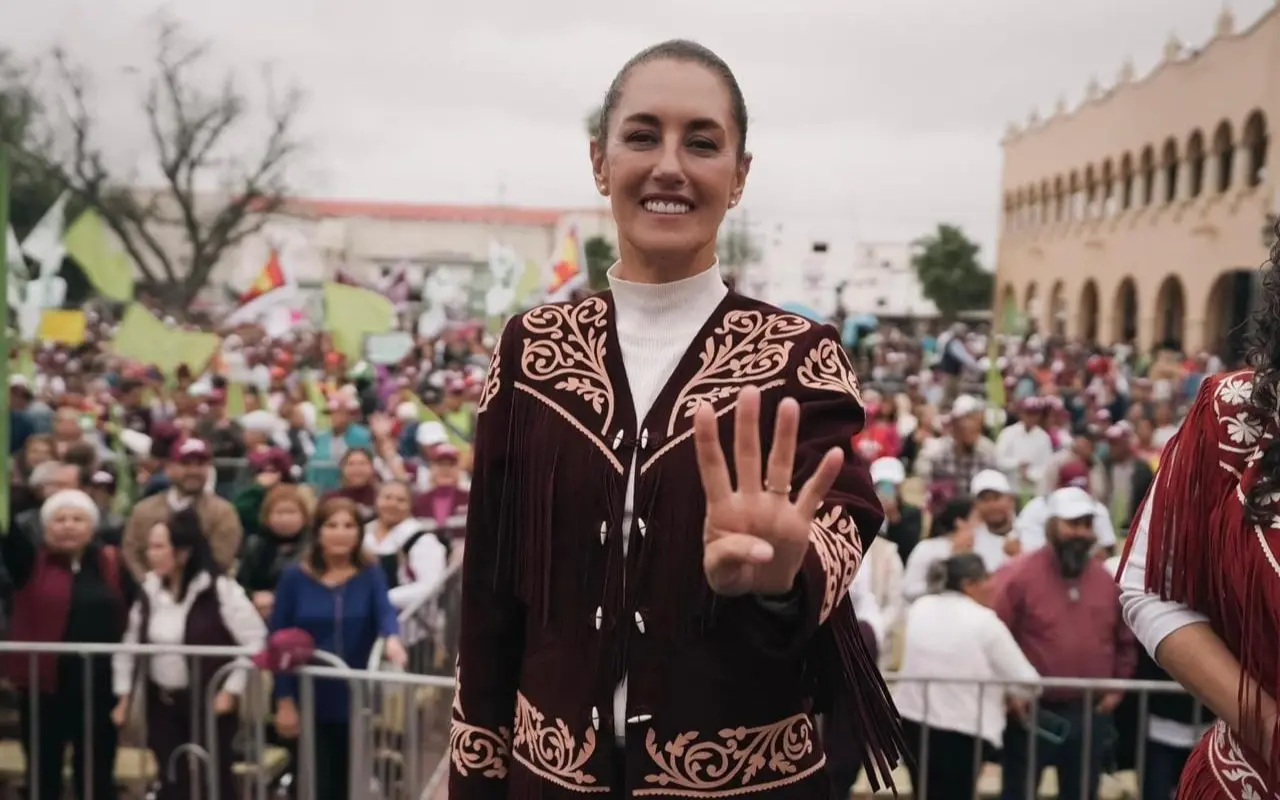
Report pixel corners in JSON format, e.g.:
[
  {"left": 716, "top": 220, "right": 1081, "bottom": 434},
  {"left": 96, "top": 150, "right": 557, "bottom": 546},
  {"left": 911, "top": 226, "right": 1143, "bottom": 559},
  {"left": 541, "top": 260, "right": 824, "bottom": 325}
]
[{"left": 3, "top": 488, "right": 134, "bottom": 800}]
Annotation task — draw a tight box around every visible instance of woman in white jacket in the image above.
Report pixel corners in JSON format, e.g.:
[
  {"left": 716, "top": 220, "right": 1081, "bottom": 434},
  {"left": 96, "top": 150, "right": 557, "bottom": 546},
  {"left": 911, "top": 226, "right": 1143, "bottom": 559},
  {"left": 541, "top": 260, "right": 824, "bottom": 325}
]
[
  {"left": 893, "top": 553, "right": 1039, "bottom": 800},
  {"left": 363, "top": 480, "right": 448, "bottom": 611}
]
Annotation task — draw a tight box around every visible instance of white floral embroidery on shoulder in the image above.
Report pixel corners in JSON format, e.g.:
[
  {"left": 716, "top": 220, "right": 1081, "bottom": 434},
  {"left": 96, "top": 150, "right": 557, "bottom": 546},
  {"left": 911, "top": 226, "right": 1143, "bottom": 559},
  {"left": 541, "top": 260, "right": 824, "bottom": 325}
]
[
  {"left": 1224, "top": 413, "right": 1263, "bottom": 446},
  {"left": 1217, "top": 376, "right": 1252, "bottom": 407}
]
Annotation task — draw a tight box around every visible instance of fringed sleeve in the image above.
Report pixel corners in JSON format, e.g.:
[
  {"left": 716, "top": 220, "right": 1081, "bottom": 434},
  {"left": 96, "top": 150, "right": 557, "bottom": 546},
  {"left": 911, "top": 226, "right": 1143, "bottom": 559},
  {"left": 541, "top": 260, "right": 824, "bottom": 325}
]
[
  {"left": 730, "top": 328, "right": 906, "bottom": 790},
  {"left": 1118, "top": 372, "right": 1242, "bottom": 611},
  {"left": 449, "top": 322, "right": 523, "bottom": 799}
]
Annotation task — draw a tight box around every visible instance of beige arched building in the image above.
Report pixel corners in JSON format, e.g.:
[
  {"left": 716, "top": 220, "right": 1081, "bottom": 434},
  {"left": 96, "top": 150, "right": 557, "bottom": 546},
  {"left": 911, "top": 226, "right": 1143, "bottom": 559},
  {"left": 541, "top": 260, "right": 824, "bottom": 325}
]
[{"left": 994, "top": 4, "right": 1280, "bottom": 360}]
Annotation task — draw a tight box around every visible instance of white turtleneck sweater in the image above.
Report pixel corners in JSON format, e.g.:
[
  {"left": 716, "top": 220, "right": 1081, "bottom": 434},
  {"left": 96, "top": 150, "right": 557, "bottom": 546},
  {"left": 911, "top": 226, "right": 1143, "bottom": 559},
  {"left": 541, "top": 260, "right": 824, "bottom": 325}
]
[{"left": 607, "top": 261, "right": 727, "bottom": 742}]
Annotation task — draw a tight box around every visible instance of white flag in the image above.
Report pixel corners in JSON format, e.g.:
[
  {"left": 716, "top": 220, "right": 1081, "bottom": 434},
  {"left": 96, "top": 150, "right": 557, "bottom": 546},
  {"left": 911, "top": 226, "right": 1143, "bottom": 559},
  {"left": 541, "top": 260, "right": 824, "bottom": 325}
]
[
  {"left": 5, "top": 225, "right": 27, "bottom": 281},
  {"left": 486, "top": 240, "right": 521, "bottom": 316},
  {"left": 21, "top": 191, "right": 70, "bottom": 273}
]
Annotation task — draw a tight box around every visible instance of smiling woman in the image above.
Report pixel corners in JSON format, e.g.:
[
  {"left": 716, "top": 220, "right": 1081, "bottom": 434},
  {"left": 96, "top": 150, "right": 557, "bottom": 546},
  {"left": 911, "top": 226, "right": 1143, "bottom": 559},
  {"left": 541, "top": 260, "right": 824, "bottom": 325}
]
[{"left": 450, "top": 39, "right": 905, "bottom": 800}]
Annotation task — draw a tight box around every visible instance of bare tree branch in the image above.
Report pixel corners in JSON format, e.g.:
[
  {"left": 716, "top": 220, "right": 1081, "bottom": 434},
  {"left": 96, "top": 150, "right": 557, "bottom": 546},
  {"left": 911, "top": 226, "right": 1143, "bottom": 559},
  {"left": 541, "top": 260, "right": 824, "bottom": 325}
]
[{"left": 31, "top": 15, "right": 306, "bottom": 309}]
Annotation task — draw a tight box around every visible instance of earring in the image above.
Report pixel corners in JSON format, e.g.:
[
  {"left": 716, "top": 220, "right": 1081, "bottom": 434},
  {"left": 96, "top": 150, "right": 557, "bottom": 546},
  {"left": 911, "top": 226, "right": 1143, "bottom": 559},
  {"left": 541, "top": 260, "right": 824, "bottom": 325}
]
[{"left": 597, "top": 182, "right": 608, "bottom": 196}]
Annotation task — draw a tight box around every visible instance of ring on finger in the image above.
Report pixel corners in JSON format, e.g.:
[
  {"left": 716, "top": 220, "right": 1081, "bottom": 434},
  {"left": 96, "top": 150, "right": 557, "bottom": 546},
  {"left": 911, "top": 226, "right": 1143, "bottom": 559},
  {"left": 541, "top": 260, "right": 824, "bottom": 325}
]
[{"left": 764, "top": 481, "right": 791, "bottom": 496}]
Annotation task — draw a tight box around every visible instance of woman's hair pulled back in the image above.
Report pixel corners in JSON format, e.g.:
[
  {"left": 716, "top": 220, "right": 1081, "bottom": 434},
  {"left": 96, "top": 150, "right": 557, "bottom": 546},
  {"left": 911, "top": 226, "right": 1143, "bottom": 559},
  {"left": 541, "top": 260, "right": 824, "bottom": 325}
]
[
  {"left": 595, "top": 39, "right": 749, "bottom": 160},
  {"left": 929, "top": 497, "right": 974, "bottom": 539},
  {"left": 925, "top": 553, "right": 989, "bottom": 595},
  {"left": 1245, "top": 218, "right": 1280, "bottom": 522}
]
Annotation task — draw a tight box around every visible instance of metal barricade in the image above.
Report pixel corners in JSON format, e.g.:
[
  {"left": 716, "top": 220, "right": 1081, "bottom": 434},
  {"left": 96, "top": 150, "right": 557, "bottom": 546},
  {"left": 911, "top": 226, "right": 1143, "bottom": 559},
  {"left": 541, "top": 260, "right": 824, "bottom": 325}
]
[
  {"left": 0, "top": 641, "right": 346, "bottom": 800},
  {"left": 877, "top": 672, "right": 1207, "bottom": 800},
  {"left": 0, "top": 640, "right": 1209, "bottom": 800}
]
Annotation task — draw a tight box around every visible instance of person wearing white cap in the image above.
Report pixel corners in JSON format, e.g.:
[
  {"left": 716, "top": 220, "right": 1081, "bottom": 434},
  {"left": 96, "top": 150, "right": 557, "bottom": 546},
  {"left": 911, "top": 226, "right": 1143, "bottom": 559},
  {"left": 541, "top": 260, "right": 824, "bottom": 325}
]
[
  {"left": 968, "top": 469, "right": 1020, "bottom": 571},
  {"left": 994, "top": 398, "right": 1054, "bottom": 500},
  {"left": 914, "top": 395, "right": 997, "bottom": 515},
  {"left": 1013, "top": 461, "right": 1116, "bottom": 557},
  {"left": 992, "top": 486, "right": 1136, "bottom": 800},
  {"left": 870, "top": 456, "right": 923, "bottom": 561}
]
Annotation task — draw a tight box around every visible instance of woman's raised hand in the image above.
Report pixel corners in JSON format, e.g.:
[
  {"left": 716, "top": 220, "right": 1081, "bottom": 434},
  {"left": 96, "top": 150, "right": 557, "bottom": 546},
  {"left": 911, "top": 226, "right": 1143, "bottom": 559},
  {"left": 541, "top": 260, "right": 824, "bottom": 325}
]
[{"left": 693, "top": 386, "right": 844, "bottom": 597}]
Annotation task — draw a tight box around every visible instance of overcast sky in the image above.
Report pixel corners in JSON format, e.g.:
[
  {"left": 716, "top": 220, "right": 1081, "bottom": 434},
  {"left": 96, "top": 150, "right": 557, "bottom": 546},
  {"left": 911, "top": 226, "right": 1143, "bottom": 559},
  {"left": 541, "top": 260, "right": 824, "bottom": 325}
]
[{"left": 3, "top": 0, "right": 1273, "bottom": 266}]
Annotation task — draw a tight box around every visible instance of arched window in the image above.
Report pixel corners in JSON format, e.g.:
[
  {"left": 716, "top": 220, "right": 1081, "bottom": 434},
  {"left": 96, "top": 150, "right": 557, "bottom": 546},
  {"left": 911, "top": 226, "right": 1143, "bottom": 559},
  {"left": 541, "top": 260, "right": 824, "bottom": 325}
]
[
  {"left": 1140, "top": 146, "right": 1156, "bottom": 206},
  {"left": 1161, "top": 137, "right": 1179, "bottom": 204},
  {"left": 1054, "top": 176, "right": 1065, "bottom": 222},
  {"left": 1100, "top": 159, "right": 1115, "bottom": 216},
  {"left": 1244, "top": 110, "right": 1269, "bottom": 188},
  {"left": 1040, "top": 181, "right": 1051, "bottom": 224},
  {"left": 1120, "top": 153, "right": 1135, "bottom": 211},
  {"left": 1084, "top": 166, "right": 1098, "bottom": 220},
  {"left": 1186, "top": 130, "right": 1206, "bottom": 198},
  {"left": 1068, "top": 171, "right": 1082, "bottom": 220},
  {"left": 1213, "top": 120, "right": 1235, "bottom": 193}
]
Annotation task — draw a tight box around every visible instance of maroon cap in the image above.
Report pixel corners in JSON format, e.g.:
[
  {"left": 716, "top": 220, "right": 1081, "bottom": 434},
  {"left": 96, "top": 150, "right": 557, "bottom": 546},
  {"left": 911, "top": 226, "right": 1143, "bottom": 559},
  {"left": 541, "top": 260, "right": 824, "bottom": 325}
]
[
  {"left": 1057, "top": 460, "right": 1091, "bottom": 491},
  {"left": 248, "top": 447, "right": 292, "bottom": 475},
  {"left": 251, "top": 629, "right": 317, "bottom": 672},
  {"left": 171, "top": 436, "right": 212, "bottom": 462}
]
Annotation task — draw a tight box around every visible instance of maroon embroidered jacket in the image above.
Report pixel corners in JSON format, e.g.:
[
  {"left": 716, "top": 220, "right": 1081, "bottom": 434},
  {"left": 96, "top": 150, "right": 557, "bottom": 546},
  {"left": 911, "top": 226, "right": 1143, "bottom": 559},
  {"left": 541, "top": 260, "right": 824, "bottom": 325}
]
[{"left": 450, "top": 292, "right": 902, "bottom": 799}]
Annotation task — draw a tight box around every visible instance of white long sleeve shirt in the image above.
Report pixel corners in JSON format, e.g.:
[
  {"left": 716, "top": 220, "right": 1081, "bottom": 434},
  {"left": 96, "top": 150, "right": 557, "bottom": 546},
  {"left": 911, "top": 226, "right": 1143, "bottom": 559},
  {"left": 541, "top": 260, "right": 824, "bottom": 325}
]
[
  {"left": 994, "top": 422, "right": 1055, "bottom": 490},
  {"left": 1117, "top": 500, "right": 1208, "bottom": 657},
  {"left": 893, "top": 591, "right": 1040, "bottom": 746},
  {"left": 608, "top": 261, "right": 729, "bottom": 742},
  {"left": 363, "top": 519, "right": 449, "bottom": 610},
  {"left": 114, "top": 572, "right": 267, "bottom": 697}
]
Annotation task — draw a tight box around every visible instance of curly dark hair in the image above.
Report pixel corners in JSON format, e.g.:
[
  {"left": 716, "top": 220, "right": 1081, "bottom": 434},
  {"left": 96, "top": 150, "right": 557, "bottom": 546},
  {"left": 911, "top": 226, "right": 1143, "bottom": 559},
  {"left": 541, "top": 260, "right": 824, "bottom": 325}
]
[{"left": 1243, "top": 217, "right": 1280, "bottom": 522}]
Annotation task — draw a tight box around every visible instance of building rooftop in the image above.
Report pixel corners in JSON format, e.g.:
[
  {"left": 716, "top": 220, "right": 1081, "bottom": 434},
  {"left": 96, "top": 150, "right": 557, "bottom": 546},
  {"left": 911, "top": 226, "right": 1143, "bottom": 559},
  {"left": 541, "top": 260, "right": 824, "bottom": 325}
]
[{"left": 281, "top": 197, "right": 607, "bottom": 227}]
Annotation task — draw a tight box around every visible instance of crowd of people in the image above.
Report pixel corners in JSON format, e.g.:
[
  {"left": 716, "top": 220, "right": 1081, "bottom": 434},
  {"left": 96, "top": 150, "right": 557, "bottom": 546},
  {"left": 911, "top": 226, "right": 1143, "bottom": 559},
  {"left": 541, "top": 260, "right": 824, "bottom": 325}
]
[
  {"left": 0, "top": 298, "right": 1218, "bottom": 799},
  {"left": 3, "top": 319, "right": 481, "bottom": 799}
]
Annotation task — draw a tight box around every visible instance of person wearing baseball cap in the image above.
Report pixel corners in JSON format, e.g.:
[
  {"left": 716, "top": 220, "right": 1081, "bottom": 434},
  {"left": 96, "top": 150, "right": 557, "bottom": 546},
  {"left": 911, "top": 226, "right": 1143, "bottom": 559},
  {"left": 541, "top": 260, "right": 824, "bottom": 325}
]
[
  {"left": 969, "top": 469, "right": 1019, "bottom": 570},
  {"left": 120, "top": 436, "right": 244, "bottom": 581},
  {"left": 993, "top": 397, "right": 1054, "bottom": 500},
  {"left": 870, "top": 456, "right": 923, "bottom": 563},
  {"left": 1012, "top": 462, "right": 1117, "bottom": 557},
  {"left": 994, "top": 485, "right": 1136, "bottom": 800}
]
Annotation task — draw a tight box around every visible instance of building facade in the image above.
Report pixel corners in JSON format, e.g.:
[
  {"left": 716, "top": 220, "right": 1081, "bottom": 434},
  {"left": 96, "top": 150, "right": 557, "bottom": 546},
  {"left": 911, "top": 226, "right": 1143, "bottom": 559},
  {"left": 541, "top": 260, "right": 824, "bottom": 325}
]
[
  {"left": 226, "top": 199, "right": 615, "bottom": 290},
  {"left": 994, "top": 4, "right": 1279, "bottom": 358},
  {"left": 844, "top": 241, "right": 938, "bottom": 319}
]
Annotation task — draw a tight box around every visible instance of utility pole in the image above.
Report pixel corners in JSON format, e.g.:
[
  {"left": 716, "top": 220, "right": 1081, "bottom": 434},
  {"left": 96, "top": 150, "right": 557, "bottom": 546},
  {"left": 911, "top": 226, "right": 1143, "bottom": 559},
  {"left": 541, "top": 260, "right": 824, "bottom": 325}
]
[{"left": 0, "top": 142, "right": 11, "bottom": 531}]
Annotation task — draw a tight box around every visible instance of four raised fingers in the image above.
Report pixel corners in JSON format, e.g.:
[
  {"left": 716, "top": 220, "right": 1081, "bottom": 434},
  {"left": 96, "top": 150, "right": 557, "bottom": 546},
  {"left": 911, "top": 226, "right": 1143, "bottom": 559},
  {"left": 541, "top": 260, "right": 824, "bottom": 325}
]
[
  {"left": 765, "top": 397, "right": 799, "bottom": 496},
  {"left": 693, "top": 401, "right": 733, "bottom": 504},
  {"left": 794, "top": 447, "right": 845, "bottom": 519},
  {"left": 733, "top": 386, "right": 763, "bottom": 495}
]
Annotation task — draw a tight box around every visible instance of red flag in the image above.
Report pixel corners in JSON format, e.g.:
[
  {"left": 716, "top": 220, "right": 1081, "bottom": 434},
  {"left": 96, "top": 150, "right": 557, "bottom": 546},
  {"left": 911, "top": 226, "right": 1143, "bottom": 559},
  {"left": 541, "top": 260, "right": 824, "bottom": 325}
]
[{"left": 239, "top": 249, "right": 286, "bottom": 304}]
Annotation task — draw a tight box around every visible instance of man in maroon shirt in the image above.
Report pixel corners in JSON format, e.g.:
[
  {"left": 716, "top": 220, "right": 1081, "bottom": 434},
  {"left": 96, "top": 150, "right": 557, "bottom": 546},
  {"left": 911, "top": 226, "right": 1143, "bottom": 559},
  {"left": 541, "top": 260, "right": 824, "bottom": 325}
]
[{"left": 993, "top": 487, "right": 1137, "bottom": 800}]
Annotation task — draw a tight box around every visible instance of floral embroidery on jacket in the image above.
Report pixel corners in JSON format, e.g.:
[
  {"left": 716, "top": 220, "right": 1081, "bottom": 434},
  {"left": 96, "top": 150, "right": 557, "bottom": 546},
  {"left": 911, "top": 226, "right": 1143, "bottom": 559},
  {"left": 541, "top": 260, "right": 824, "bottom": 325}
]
[
  {"left": 809, "top": 506, "right": 863, "bottom": 625},
  {"left": 666, "top": 311, "right": 810, "bottom": 436},
  {"left": 1206, "top": 720, "right": 1270, "bottom": 800},
  {"left": 477, "top": 345, "right": 502, "bottom": 414},
  {"left": 796, "top": 337, "right": 862, "bottom": 405},
  {"left": 449, "top": 665, "right": 511, "bottom": 780},
  {"left": 520, "top": 298, "right": 616, "bottom": 434},
  {"left": 512, "top": 692, "right": 608, "bottom": 793},
  {"left": 635, "top": 713, "right": 823, "bottom": 797}
]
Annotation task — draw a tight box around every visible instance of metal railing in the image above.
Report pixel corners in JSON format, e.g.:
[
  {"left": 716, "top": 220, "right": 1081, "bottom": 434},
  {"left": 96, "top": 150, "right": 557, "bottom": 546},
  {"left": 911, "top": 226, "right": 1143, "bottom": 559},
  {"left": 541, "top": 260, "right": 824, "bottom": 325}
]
[{"left": 0, "top": 641, "right": 1220, "bottom": 800}]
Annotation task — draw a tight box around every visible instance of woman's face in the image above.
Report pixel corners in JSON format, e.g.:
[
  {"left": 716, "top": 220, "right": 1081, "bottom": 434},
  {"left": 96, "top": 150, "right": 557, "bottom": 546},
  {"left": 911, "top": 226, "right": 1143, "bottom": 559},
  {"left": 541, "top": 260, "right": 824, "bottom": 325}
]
[
  {"left": 319, "top": 510, "right": 361, "bottom": 561},
  {"left": 146, "top": 523, "right": 185, "bottom": 578},
  {"left": 24, "top": 439, "right": 53, "bottom": 469},
  {"left": 268, "top": 501, "right": 306, "bottom": 537},
  {"left": 45, "top": 508, "right": 95, "bottom": 554},
  {"left": 591, "top": 58, "right": 748, "bottom": 268},
  {"left": 376, "top": 483, "right": 411, "bottom": 525},
  {"left": 342, "top": 453, "right": 374, "bottom": 487}
]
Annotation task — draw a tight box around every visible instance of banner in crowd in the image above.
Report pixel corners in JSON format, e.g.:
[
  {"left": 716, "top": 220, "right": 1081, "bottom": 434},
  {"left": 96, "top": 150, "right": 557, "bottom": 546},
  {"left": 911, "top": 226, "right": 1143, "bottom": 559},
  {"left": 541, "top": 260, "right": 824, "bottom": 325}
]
[
  {"left": 323, "top": 281, "right": 394, "bottom": 361},
  {"left": 111, "top": 303, "right": 219, "bottom": 375},
  {"left": 63, "top": 208, "right": 136, "bottom": 301}
]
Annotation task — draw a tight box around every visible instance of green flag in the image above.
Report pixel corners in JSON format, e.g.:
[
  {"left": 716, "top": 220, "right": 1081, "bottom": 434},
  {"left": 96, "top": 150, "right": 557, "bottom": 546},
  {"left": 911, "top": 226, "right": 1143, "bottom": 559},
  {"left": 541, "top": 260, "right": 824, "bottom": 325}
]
[{"left": 63, "top": 209, "right": 135, "bottom": 301}]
